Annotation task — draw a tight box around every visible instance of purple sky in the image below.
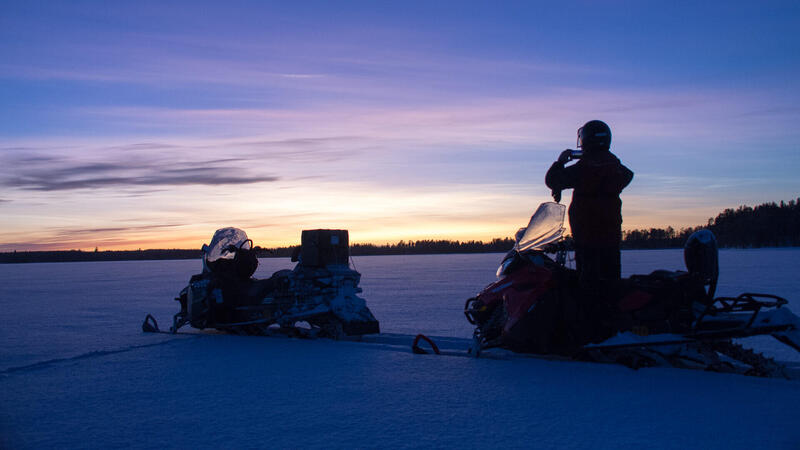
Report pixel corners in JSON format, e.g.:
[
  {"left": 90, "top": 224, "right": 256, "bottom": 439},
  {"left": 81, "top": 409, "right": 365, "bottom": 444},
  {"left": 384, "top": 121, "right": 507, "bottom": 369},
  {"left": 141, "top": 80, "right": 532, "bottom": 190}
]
[{"left": 1, "top": 1, "right": 798, "bottom": 250}]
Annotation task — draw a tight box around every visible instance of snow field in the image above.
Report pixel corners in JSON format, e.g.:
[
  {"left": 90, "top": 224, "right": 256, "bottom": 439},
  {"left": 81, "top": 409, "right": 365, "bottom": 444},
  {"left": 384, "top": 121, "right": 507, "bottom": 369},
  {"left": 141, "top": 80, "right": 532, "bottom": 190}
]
[{"left": 2, "top": 249, "right": 800, "bottom": 448}]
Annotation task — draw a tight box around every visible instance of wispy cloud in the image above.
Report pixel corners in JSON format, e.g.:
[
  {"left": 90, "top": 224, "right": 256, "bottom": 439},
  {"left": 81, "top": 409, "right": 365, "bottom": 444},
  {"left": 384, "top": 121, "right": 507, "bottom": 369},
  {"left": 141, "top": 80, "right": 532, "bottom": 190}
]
[
  {"left": 65, "top": 223, "right": 184, "bottom": 235},
  {"left": 0, "top": 22, "right": 612, "bottom": 109},
  {"left": 0, "top": 219, "right": 214, "bottom": 252},
  {"left": 0, "top": 134, "right": 378, "bottom": 197},
  {"left": 0, "top": 152, "right": 279, "bottom": 191},
  {"left": 3, "top": 86, "right": 792, "bottom": 196},
  {"left": 7, "top": 172, "right": 279, "bottom": 191},
  {"left": 69, "top": 87, "right": 789, "bottom": 145}
]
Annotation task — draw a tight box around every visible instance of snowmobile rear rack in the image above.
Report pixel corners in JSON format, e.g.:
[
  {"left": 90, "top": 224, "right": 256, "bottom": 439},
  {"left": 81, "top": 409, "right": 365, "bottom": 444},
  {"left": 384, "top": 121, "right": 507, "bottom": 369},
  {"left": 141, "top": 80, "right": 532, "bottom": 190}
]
[{"left": 695, "top": 293, "right": 788, "bottom": 330}]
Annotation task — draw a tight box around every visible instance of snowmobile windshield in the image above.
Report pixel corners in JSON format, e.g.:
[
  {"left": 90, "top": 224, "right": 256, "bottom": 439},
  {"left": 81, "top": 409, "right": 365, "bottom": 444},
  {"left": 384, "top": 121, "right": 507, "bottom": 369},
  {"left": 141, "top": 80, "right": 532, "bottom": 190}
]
[
  {"left": 204, "top": 227, "right": 252, "bottom": 263},
  {"left": 514, "top": 202, "right": 566, "bottom": 253}
]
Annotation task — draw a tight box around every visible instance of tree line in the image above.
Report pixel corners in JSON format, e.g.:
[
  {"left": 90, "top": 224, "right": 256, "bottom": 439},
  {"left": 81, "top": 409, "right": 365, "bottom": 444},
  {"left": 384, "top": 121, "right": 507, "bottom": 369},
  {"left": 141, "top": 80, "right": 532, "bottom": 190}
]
[
  {"left": 621, "top": 198, "right": 800, "bottom": 249},
  {"left": 0, "top": 249, "right": 203, "bottom": 264},
  {"left": 263, "top": 238, "right": 516, "bottom": 258},
  {"left": 2, "top": 199, "right": 797, "bottom": 263}
]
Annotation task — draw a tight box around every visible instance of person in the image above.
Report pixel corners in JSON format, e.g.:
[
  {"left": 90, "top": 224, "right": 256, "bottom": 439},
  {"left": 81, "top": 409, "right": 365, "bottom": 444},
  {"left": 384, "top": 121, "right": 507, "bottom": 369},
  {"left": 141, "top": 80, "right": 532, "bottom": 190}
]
[{"left": 545, "top": 120, "right": 633, "bottom": 283}]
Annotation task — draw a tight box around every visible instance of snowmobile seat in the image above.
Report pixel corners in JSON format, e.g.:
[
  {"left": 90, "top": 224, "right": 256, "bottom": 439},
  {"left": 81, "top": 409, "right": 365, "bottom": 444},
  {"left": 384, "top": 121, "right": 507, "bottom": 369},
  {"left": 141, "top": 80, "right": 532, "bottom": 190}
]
[{"left": 615, "top": 270, "right": 701, "bottom": 333}]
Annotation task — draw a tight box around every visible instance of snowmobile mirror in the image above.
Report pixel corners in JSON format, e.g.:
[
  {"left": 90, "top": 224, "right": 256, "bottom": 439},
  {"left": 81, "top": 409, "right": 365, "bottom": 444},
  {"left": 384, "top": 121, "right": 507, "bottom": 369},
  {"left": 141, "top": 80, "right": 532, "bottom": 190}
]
[
  {"left": 684, "top": 229, "right": 719, "bottom": 300},
  {"left": 291, "top": 246, "right": 301, "bottom": 262}
]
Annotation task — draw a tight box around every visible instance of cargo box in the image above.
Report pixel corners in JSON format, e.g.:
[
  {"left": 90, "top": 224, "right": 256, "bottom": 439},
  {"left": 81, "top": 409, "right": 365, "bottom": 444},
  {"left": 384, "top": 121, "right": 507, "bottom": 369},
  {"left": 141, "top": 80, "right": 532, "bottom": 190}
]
[{"left": 300, "top": 229, "right": 350, "bottom": 267}]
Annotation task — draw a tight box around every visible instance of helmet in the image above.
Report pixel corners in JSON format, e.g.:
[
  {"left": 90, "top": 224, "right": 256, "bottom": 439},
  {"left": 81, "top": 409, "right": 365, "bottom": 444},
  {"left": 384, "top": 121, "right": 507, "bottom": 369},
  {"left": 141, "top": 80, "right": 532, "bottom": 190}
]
[{"left": 577, "top": 120, "right": 611, "bottom": 150}]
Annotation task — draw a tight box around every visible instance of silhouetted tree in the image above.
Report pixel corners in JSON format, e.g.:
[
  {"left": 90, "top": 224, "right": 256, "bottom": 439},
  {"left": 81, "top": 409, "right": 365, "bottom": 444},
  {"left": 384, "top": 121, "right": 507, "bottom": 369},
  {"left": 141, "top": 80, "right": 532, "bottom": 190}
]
[{"left": 622, "top": 198, "right": 800, "bottom": 249}]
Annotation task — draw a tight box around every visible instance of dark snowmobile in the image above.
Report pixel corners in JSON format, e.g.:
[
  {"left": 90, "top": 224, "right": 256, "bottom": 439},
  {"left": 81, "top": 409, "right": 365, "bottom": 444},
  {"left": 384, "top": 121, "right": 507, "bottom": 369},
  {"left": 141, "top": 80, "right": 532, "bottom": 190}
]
[
  {"left": 464, "top": 202, "right": 800, "bottom": 377},
  {"left": 143, "top": 227, "right": 379, "bottom": 338}
]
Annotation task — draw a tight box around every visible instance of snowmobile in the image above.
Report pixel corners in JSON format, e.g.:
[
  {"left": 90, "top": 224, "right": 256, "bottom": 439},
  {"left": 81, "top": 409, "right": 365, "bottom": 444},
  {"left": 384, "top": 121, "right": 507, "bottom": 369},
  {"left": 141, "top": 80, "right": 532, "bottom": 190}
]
[
  {"left": 143, "top": 227, "right": 379, "bottom": 338},
  {"left": 464, "top": 202, "right": 800, "bottom": 377}
]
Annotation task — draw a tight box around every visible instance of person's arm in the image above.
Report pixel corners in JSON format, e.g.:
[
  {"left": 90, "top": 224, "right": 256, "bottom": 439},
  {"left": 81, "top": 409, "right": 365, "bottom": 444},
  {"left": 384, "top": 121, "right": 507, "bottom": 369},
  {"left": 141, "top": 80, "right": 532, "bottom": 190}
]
[
  {"left": 620, "top": 164, "right": 634, "bottom": 190},
  {"left": 545, "top": 151, "right": 580, "bottom": 203},
  {"left": 545, "top": 150, "right": 580, "bottom": 190}
]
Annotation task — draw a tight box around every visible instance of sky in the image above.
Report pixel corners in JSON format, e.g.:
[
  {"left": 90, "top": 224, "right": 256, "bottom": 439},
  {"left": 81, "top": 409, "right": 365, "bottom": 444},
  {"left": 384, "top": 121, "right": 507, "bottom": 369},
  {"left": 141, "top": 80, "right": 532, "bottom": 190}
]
[{"left": 1, "top": 1, "right": 799, "bottom": 251}]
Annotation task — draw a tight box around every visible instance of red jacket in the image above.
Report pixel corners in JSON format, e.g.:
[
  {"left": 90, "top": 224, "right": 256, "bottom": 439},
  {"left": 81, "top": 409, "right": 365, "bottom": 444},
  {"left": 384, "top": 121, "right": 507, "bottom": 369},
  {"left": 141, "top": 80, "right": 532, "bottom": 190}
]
[{"left": 545, "top": 150, "right": 633, "bottom": 247}]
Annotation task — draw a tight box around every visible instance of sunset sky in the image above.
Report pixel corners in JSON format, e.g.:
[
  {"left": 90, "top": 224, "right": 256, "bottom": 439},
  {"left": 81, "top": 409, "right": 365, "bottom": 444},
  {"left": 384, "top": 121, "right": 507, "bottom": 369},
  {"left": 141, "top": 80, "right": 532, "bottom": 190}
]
[{"left": 1, "top": 1, "right": 799, "bottom": 251}]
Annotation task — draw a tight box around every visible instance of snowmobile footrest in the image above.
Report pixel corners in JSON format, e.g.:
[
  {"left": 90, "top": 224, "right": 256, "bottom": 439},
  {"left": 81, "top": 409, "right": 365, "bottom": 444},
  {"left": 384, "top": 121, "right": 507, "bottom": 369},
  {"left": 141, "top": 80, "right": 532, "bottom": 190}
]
[
  {"left": 142, "top": 314, "right": 159, "bottom": 333},
  {"left": 412, "top": 334, "right": 441, "bottom": 355}
]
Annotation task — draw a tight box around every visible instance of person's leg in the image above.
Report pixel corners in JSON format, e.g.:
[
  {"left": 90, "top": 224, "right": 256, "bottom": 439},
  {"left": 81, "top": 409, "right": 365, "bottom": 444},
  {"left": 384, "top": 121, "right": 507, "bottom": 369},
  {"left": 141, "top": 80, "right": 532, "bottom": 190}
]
[
  {"left": 597, "top": 246, "right": 621, "bottom": 280},
  {"left": 576, "top": 247, "right": 623, "bottom": 342},
  {"left": 576, "top": 245, "right": 602, "bottom": 286},
  {"left": 574, "top": 245, "right": 585, "bottom": 279}
]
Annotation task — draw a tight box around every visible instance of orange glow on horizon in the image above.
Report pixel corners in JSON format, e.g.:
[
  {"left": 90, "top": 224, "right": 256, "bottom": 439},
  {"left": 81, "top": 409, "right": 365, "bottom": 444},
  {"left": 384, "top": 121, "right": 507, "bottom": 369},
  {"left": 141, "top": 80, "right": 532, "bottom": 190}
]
[
  {"left": 3, "top": 206, "right": 717, "bottom": 252},
  {"left": 0, "top": 173, "right": 767, "bottom": 252}
]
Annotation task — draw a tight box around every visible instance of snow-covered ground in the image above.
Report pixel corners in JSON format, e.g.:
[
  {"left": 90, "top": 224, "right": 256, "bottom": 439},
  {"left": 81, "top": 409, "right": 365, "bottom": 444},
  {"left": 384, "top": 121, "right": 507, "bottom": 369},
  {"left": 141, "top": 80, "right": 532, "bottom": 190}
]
[{"left": 2, "top": 249, "right": 800, "bottom": 449}]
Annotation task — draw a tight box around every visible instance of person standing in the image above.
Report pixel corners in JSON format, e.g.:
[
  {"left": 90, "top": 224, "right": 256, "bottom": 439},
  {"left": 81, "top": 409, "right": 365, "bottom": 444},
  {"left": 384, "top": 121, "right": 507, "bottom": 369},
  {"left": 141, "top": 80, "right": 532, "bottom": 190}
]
[{"left": 545, "top": 120, "right": 633, "bottom": 283}]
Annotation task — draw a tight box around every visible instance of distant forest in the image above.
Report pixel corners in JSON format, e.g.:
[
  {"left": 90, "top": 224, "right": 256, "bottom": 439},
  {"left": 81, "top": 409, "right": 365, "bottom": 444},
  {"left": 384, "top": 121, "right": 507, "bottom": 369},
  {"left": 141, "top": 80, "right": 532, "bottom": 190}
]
[
  {"left": 0, "top": 249, "right": 203, "bottom": 264},
  {"left": 1, "top": 199, "right": 798, "bottom": 263},
  {"left": 265, "top": 238, "right": 517, "bottom": 258},
  {"left": 621, "top": 199, "right": 800, "bottom": 249}
]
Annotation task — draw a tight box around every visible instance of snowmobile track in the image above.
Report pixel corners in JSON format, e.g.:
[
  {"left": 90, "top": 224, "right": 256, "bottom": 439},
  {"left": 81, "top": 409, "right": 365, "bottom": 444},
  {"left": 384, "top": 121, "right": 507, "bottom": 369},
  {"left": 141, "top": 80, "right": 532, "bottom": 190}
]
[
  {"left": 1, "top": 334, "right": 200, "bottom": 376},
  {"left": 135, "top": 327, "right": 800, "bottom": 379}
]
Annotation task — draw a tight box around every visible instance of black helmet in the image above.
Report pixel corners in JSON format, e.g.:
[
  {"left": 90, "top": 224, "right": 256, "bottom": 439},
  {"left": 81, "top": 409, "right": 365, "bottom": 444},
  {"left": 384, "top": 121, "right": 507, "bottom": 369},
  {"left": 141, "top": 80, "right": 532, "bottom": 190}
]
[{"left": 577, "top": 120, "right": 611, "bottom": 150}]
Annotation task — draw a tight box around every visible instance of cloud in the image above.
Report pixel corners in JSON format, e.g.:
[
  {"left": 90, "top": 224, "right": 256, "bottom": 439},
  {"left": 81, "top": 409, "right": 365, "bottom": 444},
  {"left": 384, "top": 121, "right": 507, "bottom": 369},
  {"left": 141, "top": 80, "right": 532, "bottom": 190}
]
[
  {"left": 102, "top": 142, "right": 185, "bottom": 152},
  {"left": 10, "top": 173, "right": 279, "bottom": 191},
  {"left": 0, "top": 151, "right": 279, "bottom": 192},
  {"left": 0, "top": 222, "right": 206, "bottom": 252},
  {"left": 47, "top": 223, "right": 185, "bottom": 237},
  {"left": 278, "top": 74, "right": 325, "bottom": 79},
  {"left": 0, "top": 134, "right": 374, "bottom": 194},
  {"left": 6, "top": 86, "right": 787, "bottom": 194}
]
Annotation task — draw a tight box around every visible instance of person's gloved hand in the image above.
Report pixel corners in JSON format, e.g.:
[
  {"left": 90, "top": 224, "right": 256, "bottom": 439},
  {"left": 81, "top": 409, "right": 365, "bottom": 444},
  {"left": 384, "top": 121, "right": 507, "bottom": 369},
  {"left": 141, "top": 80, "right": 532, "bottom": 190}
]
[
  {"left": 551, "top": 189, "right": 562, "bottom": 203},
  {"left": 557, "top": 149, "right": 573, "bottom": 165}
]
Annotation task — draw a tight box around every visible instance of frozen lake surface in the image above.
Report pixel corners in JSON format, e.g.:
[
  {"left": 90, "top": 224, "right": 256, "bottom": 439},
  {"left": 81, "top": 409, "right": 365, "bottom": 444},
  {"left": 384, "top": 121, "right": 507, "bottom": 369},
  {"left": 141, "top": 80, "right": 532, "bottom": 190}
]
[{"left": 2, "top": 249, "right": 800, "bottom": 448}]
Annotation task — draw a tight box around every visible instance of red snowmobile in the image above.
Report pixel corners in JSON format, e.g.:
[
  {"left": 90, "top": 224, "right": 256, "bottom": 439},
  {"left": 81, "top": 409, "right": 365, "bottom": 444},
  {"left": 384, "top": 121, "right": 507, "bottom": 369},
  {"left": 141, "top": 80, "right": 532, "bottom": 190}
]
[{"left": 464, "top": 202, "right": 800, "bottom": 377}]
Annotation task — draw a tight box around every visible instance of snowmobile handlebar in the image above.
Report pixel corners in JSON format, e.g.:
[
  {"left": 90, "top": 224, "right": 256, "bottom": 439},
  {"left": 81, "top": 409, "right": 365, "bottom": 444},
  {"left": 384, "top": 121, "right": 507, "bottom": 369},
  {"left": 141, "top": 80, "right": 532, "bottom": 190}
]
[{"left": 542, "top": 240, "right": 572, "bottom": 254}]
